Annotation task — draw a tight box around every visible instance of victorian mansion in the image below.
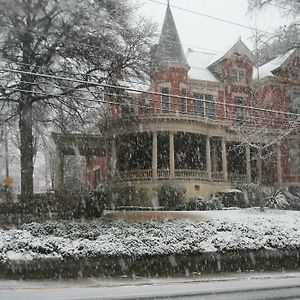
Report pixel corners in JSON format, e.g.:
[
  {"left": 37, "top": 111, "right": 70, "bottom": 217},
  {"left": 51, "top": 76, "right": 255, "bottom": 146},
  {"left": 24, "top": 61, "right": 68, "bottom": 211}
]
[{"left": 53, "top": 4, "right": 300, "bottom": 204}]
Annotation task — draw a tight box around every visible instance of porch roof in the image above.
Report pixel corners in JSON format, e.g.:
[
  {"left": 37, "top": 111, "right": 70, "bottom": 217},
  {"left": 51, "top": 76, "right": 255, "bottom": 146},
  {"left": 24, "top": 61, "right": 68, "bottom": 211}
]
[{"left": 52, "top": 133, "right": 106, "bottom": 156}]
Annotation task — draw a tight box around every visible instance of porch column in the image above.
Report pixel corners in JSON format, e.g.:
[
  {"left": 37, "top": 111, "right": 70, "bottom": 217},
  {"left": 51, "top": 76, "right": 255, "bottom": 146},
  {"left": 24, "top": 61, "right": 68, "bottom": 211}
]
[
  {"left": 152, "top": 132, "right": 158, "bottom": 179},
  {"left": 222, "top": 138, "right": 228, "bottom": 181},
  {"left": 211, "top": 143, "right": 218, "bottom": 172},
  {"left": 246, "top": 144, "right": 251, "bottom": 183},
  {"left": 54, "top": 147, "right": 64, "bottom": 191},
  {"left": 206, "top": 136, "right": 212, "bottom": 180},
  {"left": 277, "top": 144, "right": 283, "bottom": 186},
  {"left": 110, "top": 138, "right": 117, "bottom": 178},
  {"left": 169, "top": 132, "right": 175, "bottom": 178}
]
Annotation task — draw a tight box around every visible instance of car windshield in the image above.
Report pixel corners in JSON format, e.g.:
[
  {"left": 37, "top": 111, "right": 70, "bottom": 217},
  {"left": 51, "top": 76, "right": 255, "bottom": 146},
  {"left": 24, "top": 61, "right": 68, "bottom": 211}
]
[{"left": 0, "top": 0, "right": 299, "bottom": 299}]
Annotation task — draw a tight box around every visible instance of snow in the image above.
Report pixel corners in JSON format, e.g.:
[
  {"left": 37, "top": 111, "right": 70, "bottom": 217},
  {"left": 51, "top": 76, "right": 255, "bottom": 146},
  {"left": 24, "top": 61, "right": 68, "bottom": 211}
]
[
  {"left": 0, "top": 209, "right": 299, "bottom": 262},
  {"left": 253, "top": 48, "right": 296, "bottom": 79},
  {"left": 186, "top": 49, "right": 219, "bottom": 82}
]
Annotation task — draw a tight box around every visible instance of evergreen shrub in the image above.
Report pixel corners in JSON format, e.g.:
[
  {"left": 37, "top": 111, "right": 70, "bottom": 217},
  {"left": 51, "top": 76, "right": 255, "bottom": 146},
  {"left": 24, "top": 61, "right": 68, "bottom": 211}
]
[
  {"left": 157, "top": 184, "right": 186, "bottom": 210},
  {"left": 186, "top": 197, "right": 223, "bottom": 211}
]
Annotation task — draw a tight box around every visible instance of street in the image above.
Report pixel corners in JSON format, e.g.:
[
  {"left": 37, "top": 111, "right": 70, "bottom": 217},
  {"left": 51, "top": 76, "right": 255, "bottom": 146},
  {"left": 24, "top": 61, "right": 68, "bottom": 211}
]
[{"left": 0, "top": 272, "right": 300, "bottom": 300}]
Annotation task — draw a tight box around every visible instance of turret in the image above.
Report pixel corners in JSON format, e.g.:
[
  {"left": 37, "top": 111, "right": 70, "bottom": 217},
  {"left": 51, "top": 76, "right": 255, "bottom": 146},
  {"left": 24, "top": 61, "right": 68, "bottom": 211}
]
[{"left": 150, "top": 4, "right": 190, "bottom": 114}]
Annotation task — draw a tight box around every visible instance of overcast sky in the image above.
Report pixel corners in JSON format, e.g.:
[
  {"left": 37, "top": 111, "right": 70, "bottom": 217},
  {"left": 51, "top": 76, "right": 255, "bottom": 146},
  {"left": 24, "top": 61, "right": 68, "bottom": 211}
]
[{"left": 135, "top": 0, "right": 293, "bottom": 54}]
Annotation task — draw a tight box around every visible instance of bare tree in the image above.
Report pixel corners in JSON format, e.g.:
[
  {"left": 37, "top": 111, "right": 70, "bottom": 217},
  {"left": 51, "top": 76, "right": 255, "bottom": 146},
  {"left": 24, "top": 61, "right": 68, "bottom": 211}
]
[
  {"left": 248, "top": 0, "right": 300, "bottom": 64},
  {"left": 248, "top": 0, "right": 300, "bottom": 16},
  {"left": 0, "top": 0, "right": 156, "bottom": 201}
]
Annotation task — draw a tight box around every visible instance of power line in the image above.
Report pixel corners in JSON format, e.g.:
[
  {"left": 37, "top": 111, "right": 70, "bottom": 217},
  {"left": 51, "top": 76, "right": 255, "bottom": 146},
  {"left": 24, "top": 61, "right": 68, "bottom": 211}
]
[
  {"left": 1, "top": 74, "right": 296, "bottom": 114},
  {"left": 147, "top": 0, "right": 274, "bottom": 35},
  {"left": 2, "top": 57, "right": 298, "bottom": 114},
  {"left": 0, "top": 66, "right": 299, "bottom": 119},
  {"left": 2, "top": 85, "right": 300, "bottom": 129},
  {"left": 0, "top": 58, "right": 150, "bottom": 89}
]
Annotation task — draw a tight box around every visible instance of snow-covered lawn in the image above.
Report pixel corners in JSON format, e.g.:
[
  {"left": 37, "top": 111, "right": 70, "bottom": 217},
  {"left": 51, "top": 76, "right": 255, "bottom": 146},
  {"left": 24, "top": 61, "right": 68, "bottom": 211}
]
[{"left": 0, "top": 209, "right": 300, "bottom": 262}]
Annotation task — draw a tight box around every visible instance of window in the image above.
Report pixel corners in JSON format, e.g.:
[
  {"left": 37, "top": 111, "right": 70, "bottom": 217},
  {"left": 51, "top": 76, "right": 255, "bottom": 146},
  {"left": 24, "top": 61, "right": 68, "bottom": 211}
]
[
  {"left": 93, "top": 168, "right": 101, "bottom": 188},
  {"left": 289, "top": 139, "right": 300, "bottom": 175},
  {"left": 206, "top": 94, "right": 216, "bottom": 119},
  {"left": 289, "top": 91, "right": 300, "bottom": 120},
  {"left": 235, "top": 96, "right": 244, "bottom": 124},
  {"left": 193, "top": 93, "right": 215, "bottom": 119},
  {"left": 161, "top": 87, "right": 170, "bottom": 113},
  {"left": 193, "top": 93, "right": 204, "bottom": 116},
  {"left": 181, "top": 89, "right": 187, "bottom": 113},
  {"left": 230, "top": 69, "right": 246, "bottom": 83}
]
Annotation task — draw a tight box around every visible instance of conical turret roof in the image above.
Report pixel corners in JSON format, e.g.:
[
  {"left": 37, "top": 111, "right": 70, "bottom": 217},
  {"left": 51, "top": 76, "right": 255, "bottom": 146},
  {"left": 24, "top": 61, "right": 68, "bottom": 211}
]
[{"left": 153, "top": 4, "right": 189, "bottom": 70}]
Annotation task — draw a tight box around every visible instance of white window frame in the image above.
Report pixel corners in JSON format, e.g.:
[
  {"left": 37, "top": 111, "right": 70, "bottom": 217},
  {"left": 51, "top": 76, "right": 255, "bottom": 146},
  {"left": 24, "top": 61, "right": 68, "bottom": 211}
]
[
  {"left": 192, "top": 90, "right": 217, "bottom": 119},
  {"left": 229, "top": 68, "right": 246, "bottom": 83},
  {"left": 158, "top": 82, "right": 171, "bottom": 114},
  {"left": 180, "top": 83, "right": 189, "bottom": 114}
]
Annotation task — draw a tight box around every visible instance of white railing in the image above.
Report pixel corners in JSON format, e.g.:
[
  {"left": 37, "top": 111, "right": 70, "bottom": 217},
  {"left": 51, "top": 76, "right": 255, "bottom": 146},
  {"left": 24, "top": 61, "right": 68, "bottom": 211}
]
[
  {"left": 157, "top": 169, "right": 170, "bottom": 179},
  {"left": 175, "top": 169, "right": 208, "bottom": 180},
  {"left": 228, "top": 173, "right": 248, "bottom": 183},
  {"left": 212, "top": 171, "right": 224, "bottom": 181},
  {"left": 115, "top": 169, "right": 248, "bottom": 183},
  {"left": 117, "top": 169, "right": 152, "bottom": 181}
]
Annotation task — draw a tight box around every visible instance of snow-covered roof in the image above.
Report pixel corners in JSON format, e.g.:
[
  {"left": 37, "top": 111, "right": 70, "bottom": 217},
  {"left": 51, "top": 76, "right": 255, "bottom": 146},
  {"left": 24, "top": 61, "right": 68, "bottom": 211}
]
[
  {"left": 253, "top": 48, "right": 298, "bottom": 80},
  {"left": 208, "top": 39, "right": 255, "bottom": 69},
  {"left": 153, "top": 4, "right": 189, "bottom": 70},
  {"left": 186, "top": 49, "right": 219, "bottom": 82}
]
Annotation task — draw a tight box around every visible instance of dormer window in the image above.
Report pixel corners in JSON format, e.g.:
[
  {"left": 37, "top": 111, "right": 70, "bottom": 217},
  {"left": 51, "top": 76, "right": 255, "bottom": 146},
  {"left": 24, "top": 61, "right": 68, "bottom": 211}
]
[{"left": 229, "top": 69, "right": 246, "bottom": 83}]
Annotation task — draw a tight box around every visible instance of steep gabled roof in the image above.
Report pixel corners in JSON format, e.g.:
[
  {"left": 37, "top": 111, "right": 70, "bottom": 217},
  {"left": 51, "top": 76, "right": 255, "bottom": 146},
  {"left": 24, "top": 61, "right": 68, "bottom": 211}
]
[
  {"left": 253, "top": 48, "right": 299, "bottom": 79},
  {"left": 186, "top": 49, "right": 219, "bottom": 82},
  {"left": 153, "top": 4, "right": 189, "bottom": 70},
  {"left": 208, "top": 39, "right": 255, "bottom": 70}
]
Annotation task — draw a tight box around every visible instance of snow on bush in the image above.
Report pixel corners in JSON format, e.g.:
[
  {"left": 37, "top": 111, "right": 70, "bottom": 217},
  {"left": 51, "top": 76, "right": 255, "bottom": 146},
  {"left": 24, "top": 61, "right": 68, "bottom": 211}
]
[{"left": 0, "top": 209, "right": 299, "bottom": 262}]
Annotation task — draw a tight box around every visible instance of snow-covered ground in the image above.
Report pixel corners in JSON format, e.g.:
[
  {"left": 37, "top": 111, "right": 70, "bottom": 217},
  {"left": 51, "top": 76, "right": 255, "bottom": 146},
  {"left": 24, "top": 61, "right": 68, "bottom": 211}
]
[{"left": 0, "top": 208, "right": 299, "bottom": 262}]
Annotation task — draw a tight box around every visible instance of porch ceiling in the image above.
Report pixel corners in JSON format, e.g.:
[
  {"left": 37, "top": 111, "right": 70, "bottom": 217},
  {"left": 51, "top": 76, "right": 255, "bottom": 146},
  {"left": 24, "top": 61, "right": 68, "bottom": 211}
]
[{"left": 52, "top": 133, "right": 106, "bottom": 156}]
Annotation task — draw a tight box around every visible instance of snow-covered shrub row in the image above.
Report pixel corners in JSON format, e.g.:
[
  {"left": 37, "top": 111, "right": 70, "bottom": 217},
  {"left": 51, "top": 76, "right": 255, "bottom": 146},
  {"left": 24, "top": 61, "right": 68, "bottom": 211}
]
[{"left": 0, "top": 209, "right": 299, "bottom": 262}]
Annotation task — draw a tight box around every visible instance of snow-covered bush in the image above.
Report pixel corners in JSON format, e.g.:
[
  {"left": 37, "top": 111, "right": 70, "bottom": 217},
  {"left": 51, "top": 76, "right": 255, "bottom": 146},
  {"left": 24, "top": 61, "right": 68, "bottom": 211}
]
[
  {"left": 235, "top": 184, "right": 261, "bottom": 207},
  {"left": 107, "top": 186, "right": 149, "bottom": 209},
  {"left": 0, "top": 184, "right": 13, "bottom": 202},
  {"left": 0, "top": 191, "right": 56, "bottom": 217},
  {"left": 157, "top": 184, "right": 186, "bottom": 210},
  {"left": 215, "top": 189, "right": 247, "bottom": 208},
  {"left": 186, "top": 197, "right": 223, "bottom": 211},
  {"left": 55, "top": 189, "right": 104, "bottom": 219},
  {"left": 288, "top": 185, "right": 300, "bottom": 198},
  {"left": 265, "top": 190, "right": 289, "bottom": 209},
  {"left": 0, "top": 209, "right": 299, "bottom": 262}
]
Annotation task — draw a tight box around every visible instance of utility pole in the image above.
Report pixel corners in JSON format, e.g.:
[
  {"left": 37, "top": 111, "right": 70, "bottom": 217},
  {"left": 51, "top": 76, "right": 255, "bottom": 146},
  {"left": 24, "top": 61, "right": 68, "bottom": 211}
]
[{"left": 4, "top": 123, "right": 9, "bottom": 178}]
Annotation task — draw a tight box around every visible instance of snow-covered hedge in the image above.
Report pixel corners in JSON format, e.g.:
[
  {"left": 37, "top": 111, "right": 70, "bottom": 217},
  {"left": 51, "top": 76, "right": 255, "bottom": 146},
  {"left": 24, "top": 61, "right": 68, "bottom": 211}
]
[{"left": 0, "top": 209, "right": 299, "bottom": 262}]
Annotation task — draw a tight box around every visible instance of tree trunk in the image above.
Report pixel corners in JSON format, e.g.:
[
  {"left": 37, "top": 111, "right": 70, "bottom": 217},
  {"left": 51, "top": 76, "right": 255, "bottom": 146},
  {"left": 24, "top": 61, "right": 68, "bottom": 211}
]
[
  {"left": 19, "top": 93, "right": 34, "bottom": 202},
  {"left": 258, "top": 153, "right": 264, "bottom": 212}
]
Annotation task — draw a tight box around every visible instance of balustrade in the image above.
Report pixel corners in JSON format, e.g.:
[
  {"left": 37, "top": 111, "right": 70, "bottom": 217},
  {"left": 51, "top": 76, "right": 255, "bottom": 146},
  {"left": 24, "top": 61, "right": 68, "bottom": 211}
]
[
  {"left": 227, "top": 173, "right": 247, "bottom": 183},
  {"left": 212, "top": 171, "right": 224, "bottom": 181},
  {"left": 175, "top": 169, "right": 208, "bottom": 180}
]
